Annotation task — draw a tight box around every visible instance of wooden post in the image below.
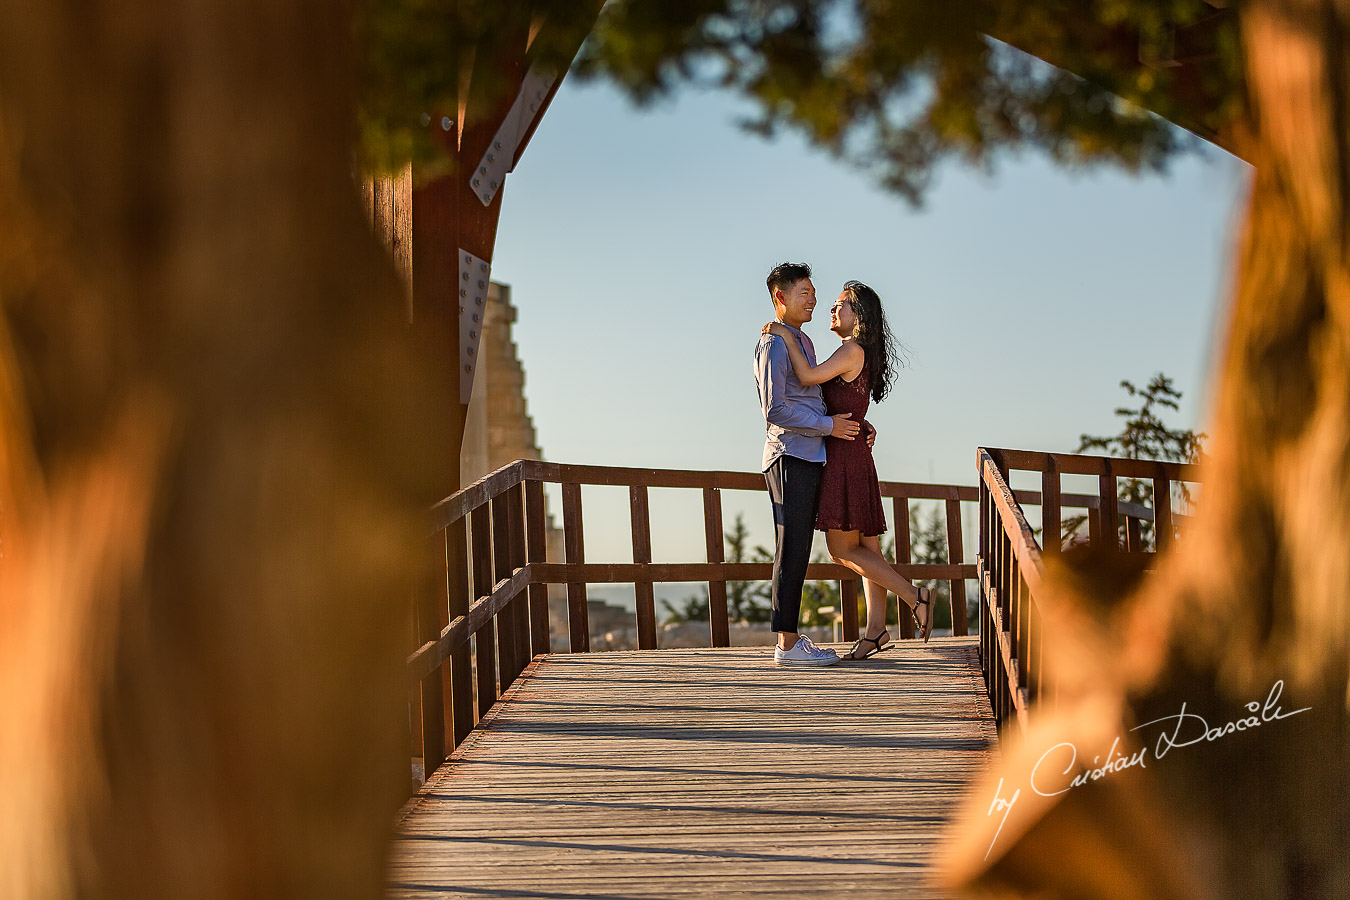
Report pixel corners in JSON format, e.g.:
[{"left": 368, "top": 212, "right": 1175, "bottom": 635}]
[
  {"left": 492, "top": 493, "right": 519, "bottom": 689},
  {"left": 841, "top": 577, "right": 860, "bottom": 642},
  {"left": 561, "top": 482, "right": 589, "bottom": 652},
  {"left": 1015, "top": 563, "right": 1028, "bottom": 680},
  {"left": 1041, "top": 458, "right": 1061, "bottom": 554},
  {"left": 470, "top": 505, "right": 497, "bottom": 715},
  {"left": 446, "top": 517, "right": 475, "bottom": 748},
  {"left": 999, "top": 531, "right": 1013, "bottom": 625},
  {"left": 978, "top": 454, "right": 989, "bottom": 564},
  {"left": 1099, "top": 461, "right": 1118, "bottom": 551},
  {"left": 894, "top": 496, "right": 915, "bottom": 639},
  {"left": 631, "top": 485, "right": 658, "bottom": 650},
  {"left": 946, "top": 497, "right": 969, "bottom": 636},
  {"left": 506, "top": 484, "right": 528, "bottom": 673},
  {"left": 1153, "top": 474, "right": 1174, "bottom": 551},
  {"left": 524, "top": 479, "right": 551, "bottom": 656},
  {"left": 1032, "top": 595, "right": 1043, "bottom": 704},
  {"left": 414, "top": 534, "right": 446, "bottom": 775},
  {"left": 703, "top": 487, "right": 730, "bottom": 647}
]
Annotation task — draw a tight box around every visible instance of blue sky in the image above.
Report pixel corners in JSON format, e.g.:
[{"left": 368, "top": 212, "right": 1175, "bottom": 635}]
[{"left": 491, "top": 77, "right": 1250, "bottom": 571}]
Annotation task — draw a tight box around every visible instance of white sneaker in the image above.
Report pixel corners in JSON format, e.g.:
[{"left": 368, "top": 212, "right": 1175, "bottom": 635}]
[{"left": 773, "top": 634, "right": 840, "bottom": 667}]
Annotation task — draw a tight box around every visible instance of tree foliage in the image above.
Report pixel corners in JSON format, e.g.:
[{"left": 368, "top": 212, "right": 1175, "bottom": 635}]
[
  {"left": 663, "top": 512, "right": 774, "bottom": 624},
  {"left": 354, "top": 0, "right": 600, "bottom": 174},
  {"left": 573, "top": 0, "right": 1246, "bottom": 203},
  {"left": 1066, "top": 372, "right": 1205, "bottom": 546}
]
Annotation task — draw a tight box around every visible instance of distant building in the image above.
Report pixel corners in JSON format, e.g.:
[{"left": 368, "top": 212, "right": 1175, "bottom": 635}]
[
  {"left": 460, "top": 282, "right": 570, "bottom": 643},
  {"left": 461, "top": 282, "right": 544, "bottom": 486}
]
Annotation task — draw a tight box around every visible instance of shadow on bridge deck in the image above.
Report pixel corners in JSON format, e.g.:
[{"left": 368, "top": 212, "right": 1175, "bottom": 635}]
[{"left": 388, "top": 636, "right": 996, "bottom": 899}]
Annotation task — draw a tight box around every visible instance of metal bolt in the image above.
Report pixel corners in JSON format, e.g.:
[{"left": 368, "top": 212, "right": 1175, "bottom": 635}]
[
  {"left": 459, "top": 288, "right": 466, "bottom": 298},
  {"left": 470, "top": 330, "right": 477, "bottom": 339},
  {"left": 478, "top": 280, "right": 486, "bottom": 289},
  {"left": 472, "top": 313, "right": 480, "bottom": 322},
  {"left": 472, "top": 178, "right": 480, "bottom": 187},
  {"left": 494, "top": 141, "right": 502, "bottom": 150},
  {"left": 487, "top": 154, "right": 494, "bottom": 163},
  {"left": 462, "top": 272, "right": 469, "bottom": 281},
  {"left": 475, "top": 297, "right": 483, "bottom": 305},
  {"left": 468, "top": 347, "right": 475, "bottom": 356},
  {"left": 465, "top": 364, "right": 472, "bottom": 373},
  {"left": 480, "top": 166, "right": 487, "bottom": 175},
  {"left": 489, "top": 181, "right": 498, "bottom": 189},
  {"left": 480, "top": 263, "right": 488, "bottom": 273},
  {"left": 441, "top": 116, "right": 452, "bottom": 131}
]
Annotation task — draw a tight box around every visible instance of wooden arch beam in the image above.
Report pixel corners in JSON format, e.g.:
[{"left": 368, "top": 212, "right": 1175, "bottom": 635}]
[{"left": 410, "top": 4, "right": 604, "bottom": 500}]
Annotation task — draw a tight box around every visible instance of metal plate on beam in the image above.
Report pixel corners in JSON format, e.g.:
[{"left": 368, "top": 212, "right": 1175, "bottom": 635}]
[
  {"left": 459, "top": 249, "right": 490, "bottom": 404},
  {"left": 471, "top": 64, "right": 556, "bottom": 207}
]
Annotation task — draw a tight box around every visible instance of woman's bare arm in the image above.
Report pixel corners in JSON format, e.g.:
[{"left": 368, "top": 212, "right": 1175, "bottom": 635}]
[{"left": 763, "top": 322, "right": 863, "bottom": 385}]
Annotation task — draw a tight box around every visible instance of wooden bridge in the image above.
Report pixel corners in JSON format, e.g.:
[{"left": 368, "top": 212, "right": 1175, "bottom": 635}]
[{"left": 392, "top": 449, "right": 1198, "bottom": 898}]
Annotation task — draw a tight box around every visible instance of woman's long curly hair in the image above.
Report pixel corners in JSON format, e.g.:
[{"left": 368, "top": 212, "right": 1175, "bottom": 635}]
[{"left": 841, "top": 280, "right": 900, "bottom": 404}]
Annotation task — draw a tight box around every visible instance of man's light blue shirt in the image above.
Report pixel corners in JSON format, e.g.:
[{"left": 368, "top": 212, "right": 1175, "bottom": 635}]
[{"left": 754, "top": 324, "right": 832, "bottom": 472}]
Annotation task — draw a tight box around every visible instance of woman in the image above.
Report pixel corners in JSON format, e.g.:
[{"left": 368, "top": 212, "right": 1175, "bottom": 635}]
[{"left": 764, "top": 281, "right": 934, "bottom": 657}]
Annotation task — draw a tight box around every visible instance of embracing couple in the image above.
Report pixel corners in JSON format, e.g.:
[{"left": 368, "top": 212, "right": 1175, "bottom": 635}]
[{"left": 754, "top": 262, "right": 935, "bottom": 667}]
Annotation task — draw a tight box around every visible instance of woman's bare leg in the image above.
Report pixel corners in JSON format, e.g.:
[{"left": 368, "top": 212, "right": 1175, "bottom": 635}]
[
  {"left": 860, "top": 535, "right": 890, "bottom": 638},
  {"left": 826, "top": 529, "right": 931, "bottom": 636}
]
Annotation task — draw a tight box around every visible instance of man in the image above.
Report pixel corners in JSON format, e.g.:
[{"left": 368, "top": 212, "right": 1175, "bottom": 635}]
[{"left": 754, "top": 262, "right": 861, "bottom": 666}]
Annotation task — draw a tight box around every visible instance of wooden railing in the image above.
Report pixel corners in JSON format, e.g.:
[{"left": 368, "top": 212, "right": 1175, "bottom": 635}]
[
  {"left": 405, "top": 458, "right": 980, "bottom": 776},
  {"left": 976, "top": 447, "right": 1202, "bottom": 734}
]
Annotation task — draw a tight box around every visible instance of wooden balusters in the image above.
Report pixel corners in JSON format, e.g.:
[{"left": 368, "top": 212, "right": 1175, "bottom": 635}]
[
  {"left": 413, "top": 451, "right": 1199, "bottom": 775},
  {"left": 631, "top": 485, "right": 658, "bottom": 650},
  {"left": 841, "top": 578, "right": 859, "bottom": 642},
  {"left": 1153, "top": 473, "right": 1173, "bottom": 551},
  {"left": 493, "top": 491, "right": 519, "bottom": 689},
  {"left": 562, "top": 482, "right": 589, "bottom": 652},
  {"left": 703, "top": 488, "right": 730, "bottom": 647},
  {"left": 1099, "top": 461, "right": 1118, "bottom": 551},
  {"left": 493, "top": 483, "right": 530, "bottom": 688},
  {"left": 893, "top": 496, "right": 915, "bottom": 639},
  {"left": 524, "top": 480, "right": 551, "bottom": 656},
  {"left": 447, "top": 516, "right": 475, "bottom": 747},
  {"left": 470, "top": 504, "right": 497, "bottom": 716},
  {"left": 1041, "top": 459, "right": 1061, "bottom": 554},
  {"left": 945, "top": 498, "right": 968, "bottom": 636},
  {"left": 973, "top": 448, "right": 1200, "bottom": 729},
  {"left": 414, "top": 532, "right": 446, "bottom": 774}
]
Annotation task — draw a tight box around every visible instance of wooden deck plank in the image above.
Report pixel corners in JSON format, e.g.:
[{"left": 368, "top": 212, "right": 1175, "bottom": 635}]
[{"left": 389, "top": 637, "right": 996, "bottom": 899}]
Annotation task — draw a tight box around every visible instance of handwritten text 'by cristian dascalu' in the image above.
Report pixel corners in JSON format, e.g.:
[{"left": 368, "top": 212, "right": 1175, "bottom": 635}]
[{"left": 983, "top": 679, "right": 1312, "bottom": 859}]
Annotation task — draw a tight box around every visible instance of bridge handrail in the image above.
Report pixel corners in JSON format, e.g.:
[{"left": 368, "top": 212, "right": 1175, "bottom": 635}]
[
  {"left": 406, "top": 458, "right": 983, "bottom": 779},
  {"left": 975, "top": 446, "right": 1201, "bottom": 735}
]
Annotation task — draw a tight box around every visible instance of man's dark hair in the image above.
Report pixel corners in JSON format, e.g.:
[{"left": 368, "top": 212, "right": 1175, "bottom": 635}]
[{"left": 766, "top": 262, "right": 811, "bottom": 300}]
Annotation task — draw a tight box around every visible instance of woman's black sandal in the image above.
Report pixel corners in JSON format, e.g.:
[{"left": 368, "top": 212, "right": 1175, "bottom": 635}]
[
  {"left": 844, "top": 628, "right": 891, "bottom": 660},
  {"left": 914, "top": 587, "right": 934, "bottom": 643}
]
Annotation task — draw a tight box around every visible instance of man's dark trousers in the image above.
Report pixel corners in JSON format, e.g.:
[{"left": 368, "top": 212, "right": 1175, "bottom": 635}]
[{"left": 765, "top": 454, "right": 824, "bottom": 634}]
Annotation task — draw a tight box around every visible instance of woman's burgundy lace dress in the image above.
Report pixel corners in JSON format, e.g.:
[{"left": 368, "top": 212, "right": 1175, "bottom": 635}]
[{"left": 815, "top": 367, "right": 887, "bottom": 536}]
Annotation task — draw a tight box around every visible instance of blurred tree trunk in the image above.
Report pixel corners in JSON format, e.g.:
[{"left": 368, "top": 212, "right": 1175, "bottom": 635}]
[
  {"left": 0, "top": 1, "right": 446, "bottom": 897},
  {"left": 942, "top": 1, "right": 1350, "bottom": 896}
]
